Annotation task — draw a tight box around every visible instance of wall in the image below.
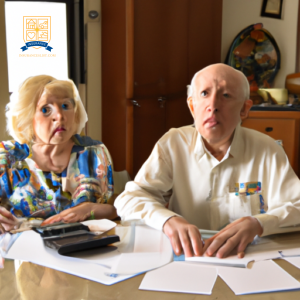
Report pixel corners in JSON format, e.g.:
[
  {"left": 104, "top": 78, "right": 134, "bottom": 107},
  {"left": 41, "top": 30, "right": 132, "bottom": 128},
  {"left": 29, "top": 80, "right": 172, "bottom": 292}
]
[
  {"left": 0, "top": 0, "right": 10, "bottom": 141},
  {"left": 0, "top": 0, "right": 100, "bottom": 141},
  {"left": 222, "top": 0, "right": 299, "bottom": 88},
  {"left": 84, "top": 0, "right": 102, "bottom": 141}
]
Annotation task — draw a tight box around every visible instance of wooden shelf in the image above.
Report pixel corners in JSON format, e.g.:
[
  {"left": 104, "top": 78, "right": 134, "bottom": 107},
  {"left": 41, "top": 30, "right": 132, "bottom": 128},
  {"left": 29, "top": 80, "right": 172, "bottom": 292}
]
[{"left": 242, "top": 111, "right": 300, "bottom": 177}]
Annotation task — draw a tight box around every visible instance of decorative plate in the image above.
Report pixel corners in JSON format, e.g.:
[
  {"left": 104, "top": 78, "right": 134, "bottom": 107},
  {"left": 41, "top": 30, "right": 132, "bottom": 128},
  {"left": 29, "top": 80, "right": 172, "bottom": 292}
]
[{"left": 225, "top": 23, "right": 281, "bottom": 92}]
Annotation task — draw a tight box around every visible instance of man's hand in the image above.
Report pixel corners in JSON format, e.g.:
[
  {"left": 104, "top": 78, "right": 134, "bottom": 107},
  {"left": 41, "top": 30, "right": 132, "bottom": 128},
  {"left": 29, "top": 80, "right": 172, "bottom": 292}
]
[
  {"left": 0, "top": 207, "right": 19, "bottom": 232},
  {"left": 203, "top": 216, "right": 263, "bottom": 259},
  {"left": 163, "top": 216, "right": 203, "bottom": 257}
]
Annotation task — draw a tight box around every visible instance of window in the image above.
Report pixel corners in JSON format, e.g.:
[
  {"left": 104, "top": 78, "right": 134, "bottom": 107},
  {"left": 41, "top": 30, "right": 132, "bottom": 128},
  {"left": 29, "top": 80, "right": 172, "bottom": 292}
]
[{"left": 5, "top": 1, "right": 69, "bottom": 92}]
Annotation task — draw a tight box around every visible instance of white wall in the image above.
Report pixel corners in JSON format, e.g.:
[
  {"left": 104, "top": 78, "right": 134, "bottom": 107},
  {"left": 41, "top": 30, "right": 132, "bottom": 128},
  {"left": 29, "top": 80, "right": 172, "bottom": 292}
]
[
  {"left": 0, "top": 0, "right": 10, "bottom": 141},
  {"left": 222, "top": 0, "right": 299, "bottom": 88}
]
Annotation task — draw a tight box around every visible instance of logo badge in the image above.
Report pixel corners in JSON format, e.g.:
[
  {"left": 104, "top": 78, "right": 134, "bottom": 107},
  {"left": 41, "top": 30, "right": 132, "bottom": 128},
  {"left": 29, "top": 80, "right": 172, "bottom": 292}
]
[{"left": 21, "top": 16, "right": 53, "bottom": 52}]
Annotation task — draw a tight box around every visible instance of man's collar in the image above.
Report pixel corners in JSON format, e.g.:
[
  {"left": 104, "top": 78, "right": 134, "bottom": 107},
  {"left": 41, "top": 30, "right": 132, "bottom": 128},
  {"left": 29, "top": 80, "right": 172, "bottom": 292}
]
[
  {"left": 193, "top": 123, "right": 243, "bottom": 160},
  {"left": 230, "top": 123, "right": 244, "bottom": 157},
  {"left": 194, "top": 131, "right": 206, "bottom": 159},
  {"left": 229, "top": 123, "right": 243, "bottom": 159}
]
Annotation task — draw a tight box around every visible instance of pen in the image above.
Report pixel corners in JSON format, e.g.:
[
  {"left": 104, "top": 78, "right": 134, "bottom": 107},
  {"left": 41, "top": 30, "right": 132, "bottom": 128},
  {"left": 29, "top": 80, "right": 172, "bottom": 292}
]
[
  {"left": 10, "top": 227, "right": 32, "bottom": 234},
  {"left": 9, "top": 219, "right": 43, "bottom": 234}
]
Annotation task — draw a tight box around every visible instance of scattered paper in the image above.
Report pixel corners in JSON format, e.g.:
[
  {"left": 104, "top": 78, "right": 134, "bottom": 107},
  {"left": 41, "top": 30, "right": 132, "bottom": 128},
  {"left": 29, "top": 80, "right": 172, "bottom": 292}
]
[
  {"left": 5, "top": 223, "right": 173, "bottom": 283},
  {"left": 111, "top": 252, "right": 168, "bottom": 275},
  {"left": 246, "top": 233, "right": 300, "bottom": 261},
  {"left": 185, "top": 233, "right": 300, "bottom": 268},
  {"left": 68, "top": 224, "right": 173, "bottom": 275},
  {"left": 139, "top": 262, "right": 217, "bottom": 295},
  {"left": 244, "top": 247, "right": 281, "bottom": 262},
  {"left": 218, "top": 260, "right": 300, "bottom": 295},
  {"left": 5, "top": 230, "right": 136, "bottom": 285},
  {"left": 110, "top": 225, "right": 172, "bottom": 275},
  {"left": 283, "top": 257, "right": 300, "bottom": 269},
  {"left": 279, "top": 248, "right": 300, "bottom": 257},
  {"left": 185, "top": 255, "right": 252, "bottom": 268},
  {"left": 81, "top": 219, "right": 116, "bottom": 233}
]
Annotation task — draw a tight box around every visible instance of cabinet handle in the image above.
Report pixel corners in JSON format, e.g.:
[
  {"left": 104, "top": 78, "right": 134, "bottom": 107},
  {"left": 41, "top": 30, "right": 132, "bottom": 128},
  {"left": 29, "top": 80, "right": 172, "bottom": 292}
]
[
  {"left": 131, "top": 100, "right": 141, "bottom": 107},
  {"left": 158, "top": 96, "right": 166, "bottom": 108},
  {"left": 265, "top": 127, "right": 273, "bottom": 132}
]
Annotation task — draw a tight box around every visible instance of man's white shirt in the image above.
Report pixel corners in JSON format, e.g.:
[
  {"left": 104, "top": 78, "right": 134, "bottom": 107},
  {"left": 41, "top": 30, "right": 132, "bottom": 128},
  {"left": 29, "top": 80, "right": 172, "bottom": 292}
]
[{"left": 115, "top": 124, "right": 300, "bottom": 236}]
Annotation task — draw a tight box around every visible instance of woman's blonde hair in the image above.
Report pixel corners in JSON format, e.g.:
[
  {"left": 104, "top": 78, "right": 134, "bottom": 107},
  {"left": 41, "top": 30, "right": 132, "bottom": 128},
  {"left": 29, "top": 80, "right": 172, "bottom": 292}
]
[{"left": 6, "top": 75, "right": 88, "bottom": 144}]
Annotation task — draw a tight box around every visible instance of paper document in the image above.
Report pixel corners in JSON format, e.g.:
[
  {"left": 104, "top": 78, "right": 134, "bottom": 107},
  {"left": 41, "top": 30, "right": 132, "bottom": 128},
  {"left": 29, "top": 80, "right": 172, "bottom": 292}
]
[
  {"left": 139, "top": 261, "right": 217, "bottom": 295},
  {"left": 68, "top": 224, "right": 173, "bottom": 275},
  {"left": 81, "top": 219, "right": 116, "bottom": 233},
  {"left": 0, "top": 232, "right": 21, "bottom": 256},
  {"left": 185, "top": 255, "right": 252, "bottom": 268},
  {"left": 5, "top": 223, "right": 173, "bottom": 283},
  {"left": 5, "top": 230, "right": 136, "bottom": 285},
  {"left": 283, "top": 257, "right": 300, "bottom": 269},
  {"left": 183, "top": 233, "right": 300, "bottom": 267},
  {"left": 218, "top": 260, "right": 300, "bottom": 295},
  {"left": 279, "top": 248, "right": 300, "bottom": 257},
  {"left": 246, "top": 233, "right": 300, "bottom": 261}
]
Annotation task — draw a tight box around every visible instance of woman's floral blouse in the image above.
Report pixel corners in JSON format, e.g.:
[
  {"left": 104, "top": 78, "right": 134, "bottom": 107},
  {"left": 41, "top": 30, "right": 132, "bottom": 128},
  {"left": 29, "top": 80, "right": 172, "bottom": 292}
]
[{"left": 0, "top": 135, "right": 113, "bottom": 218}]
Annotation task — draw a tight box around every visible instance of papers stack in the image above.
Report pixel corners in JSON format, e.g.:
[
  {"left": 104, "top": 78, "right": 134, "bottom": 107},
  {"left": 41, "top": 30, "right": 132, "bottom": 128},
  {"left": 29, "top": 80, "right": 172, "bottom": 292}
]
[
  {"left": 5, "top": 222, "right": 300, "bottom": 295},
  {"left": 4, "top": 220, "right": 173, "bottom": 285},
  {"left": 139, "top": 233, "right": 300, "bottom": 295}
]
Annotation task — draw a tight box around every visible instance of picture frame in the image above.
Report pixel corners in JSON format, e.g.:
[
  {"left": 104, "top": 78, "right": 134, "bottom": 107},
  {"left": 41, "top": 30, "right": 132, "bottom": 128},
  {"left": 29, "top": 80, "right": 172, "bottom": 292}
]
[{"left": 261, "top": 0, "right": 283, "bottom": 19}]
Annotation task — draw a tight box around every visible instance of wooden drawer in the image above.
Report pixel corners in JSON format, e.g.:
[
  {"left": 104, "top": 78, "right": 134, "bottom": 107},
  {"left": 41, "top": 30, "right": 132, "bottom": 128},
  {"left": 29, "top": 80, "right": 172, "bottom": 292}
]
[{"left": 242, "top": 114, "right": 300, "bottom": 176}]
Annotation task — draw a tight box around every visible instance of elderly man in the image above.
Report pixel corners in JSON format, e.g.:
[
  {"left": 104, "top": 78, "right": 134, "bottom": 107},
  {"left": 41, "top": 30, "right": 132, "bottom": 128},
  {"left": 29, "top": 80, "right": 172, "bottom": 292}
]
[{"left": 115, "top": 63, "right": 300, "bottom": 258}]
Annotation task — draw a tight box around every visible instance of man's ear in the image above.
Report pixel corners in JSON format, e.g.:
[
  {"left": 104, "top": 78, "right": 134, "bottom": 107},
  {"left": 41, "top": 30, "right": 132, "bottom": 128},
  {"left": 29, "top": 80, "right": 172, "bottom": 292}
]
[
  {"left": 187, "top": 97, "right": 195, "bottom": 118},
  {"left": 240, "top": 99, "right": 253, "bottom": 120}
]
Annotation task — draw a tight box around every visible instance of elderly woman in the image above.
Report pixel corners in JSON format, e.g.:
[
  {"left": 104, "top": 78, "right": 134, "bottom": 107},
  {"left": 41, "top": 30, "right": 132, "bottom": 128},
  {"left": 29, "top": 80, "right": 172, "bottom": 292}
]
[{"left": 0, "top": 75, "right": 117, "bottom": 231}]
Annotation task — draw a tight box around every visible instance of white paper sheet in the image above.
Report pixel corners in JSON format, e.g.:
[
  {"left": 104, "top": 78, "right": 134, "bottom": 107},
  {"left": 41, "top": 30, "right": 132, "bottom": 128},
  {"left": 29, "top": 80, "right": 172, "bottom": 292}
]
[
  {"left": 279, "top": 248, "right": 300, "bottom": 257},
  {"left": 183, "top": 243, "right": 280, "bottom": 268},
  {"left": 249, "top": 233, "right": 300, "bottom": 252},
  {"left": 283, "top": 257, "right": 300, "bottom": 269},
  {"left": 66, "top": 225, "right": 173, "bottom": 275},
  {"left": 111, "top": 252, "right": 167, "bottom": 274},
  {"left": 185, "top": 255, "right": 252, "bottom": 268},
  {"left": 5, "top": 230, "right": 135, "bottom": 285},
  {"left": 244, "top": 246, "right": 281, "bottom": 262},
  {"left": 218, "top": 260, "right": 300, "bottom": 295},
  {"left": 185, "top": 233, "right": 300, "bottom": 268},
  {"left": 5, "top": 223, "right": 173, "bottom": 283},
  {"left": 246, "top": 233, "right": 300, "bottom": 261},
  {"left": 139, "top": 262, "right": 217, "bottom": 295},
  {"left": 81, "top": 219, "right": 116, "bottom": 233}
]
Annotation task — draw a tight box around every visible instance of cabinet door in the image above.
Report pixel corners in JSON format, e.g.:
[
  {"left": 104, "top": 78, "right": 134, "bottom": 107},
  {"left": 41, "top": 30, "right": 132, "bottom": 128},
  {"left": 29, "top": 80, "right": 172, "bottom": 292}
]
[
  {"left": 242, "top": 118, "right": 299, "bottom": 175},
  {"left": 102, "top": 0, "right": 223, "bottom": 176},
  {"left": 131, "top": 0, "right": 222, "bottom": 176}
]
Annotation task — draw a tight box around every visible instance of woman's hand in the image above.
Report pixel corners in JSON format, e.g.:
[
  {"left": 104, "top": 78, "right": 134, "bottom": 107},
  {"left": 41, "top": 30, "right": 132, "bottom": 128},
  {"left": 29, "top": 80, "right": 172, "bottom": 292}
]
[
  {"left": 0, "top": 207, "right": 20, "bottom": 233},
  {"left": 41, "top": 202, "right": 94, "bottom": 225},
  {"left": 41, "top": 202, "right": 118, "bottom": 226}
]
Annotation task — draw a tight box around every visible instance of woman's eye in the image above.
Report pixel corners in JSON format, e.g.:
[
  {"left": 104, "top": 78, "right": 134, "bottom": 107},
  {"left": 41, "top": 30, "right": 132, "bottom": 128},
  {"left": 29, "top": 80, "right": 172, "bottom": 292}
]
[
  {"left": 62, "top": 103, "right": 68, "bottom": 110},
  {"left": 223, "top": 93, "right": 230, "bottom": 98},
  {"left": 200, "top": 91, "right": 208, "bottom": 97},
  {"left": 41, "top": 107, "right": 51, "bottom": 115}
]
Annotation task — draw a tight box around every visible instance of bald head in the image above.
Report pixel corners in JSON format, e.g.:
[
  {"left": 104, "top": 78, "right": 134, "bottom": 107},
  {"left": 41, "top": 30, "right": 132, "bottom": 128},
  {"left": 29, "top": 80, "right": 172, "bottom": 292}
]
[
  {"left": 186, "top": 63, "right": 253, "bottom": 150},
  {"left": 188, "top": 64, "right": 250, "bottom": 101}
]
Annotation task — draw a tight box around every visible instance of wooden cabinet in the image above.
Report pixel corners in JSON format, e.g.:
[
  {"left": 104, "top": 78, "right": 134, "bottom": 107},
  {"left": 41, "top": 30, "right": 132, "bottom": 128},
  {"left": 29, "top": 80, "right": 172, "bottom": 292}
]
[
  {"left": 102, "top": 0, "right": 223, "bottom": 177},
  {"left": 242, "top": 111, "right": 300, "bottom": 177}
]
